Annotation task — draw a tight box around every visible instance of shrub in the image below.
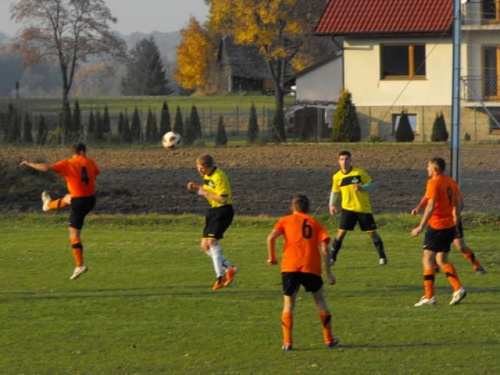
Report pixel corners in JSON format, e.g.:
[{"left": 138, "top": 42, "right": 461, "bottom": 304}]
[
  {"left": 247, "top": 104, "right": 259, "bottom": 144},
  {"left": 395, "top": 111, "right": 414, "bottom": 142},
  {"left": 331, "top": 90, "right": 361, "bottom": 142},
  {"left": 215, "top": 116, "right": 227, "bottom": 146},
  {"left": 431, "top": 112, "right": 449, "bottom": 142}
]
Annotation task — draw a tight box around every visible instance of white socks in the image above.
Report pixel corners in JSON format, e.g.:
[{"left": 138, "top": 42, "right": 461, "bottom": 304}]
[{"left": 209, "top": 245, "right": 225, "bottom": 278}]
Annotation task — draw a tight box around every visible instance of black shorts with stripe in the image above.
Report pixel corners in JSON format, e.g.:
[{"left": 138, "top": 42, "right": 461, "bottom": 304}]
[
  {"left": 69, "top": 196, "right": 96, "bottom": 230},
  {"left": 423, "top": 226, "right": 456, "bottom": 253},
  {"left": 282, "top": 272, "right": 323, "bottom": 296},
  {"left": 339, "top": 209, "right": 377, "bottom": 231},
  {"left": 203, "top": 205, "right": 234, "bottom": 240}
]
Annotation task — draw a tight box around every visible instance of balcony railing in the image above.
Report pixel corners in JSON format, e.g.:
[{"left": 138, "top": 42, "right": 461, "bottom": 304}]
[
  {"left": 462, "top": 1, "right": 500, "bottom": 26},
  {"left": 461, "top": 75, "right": 500, "bottom": 101}
]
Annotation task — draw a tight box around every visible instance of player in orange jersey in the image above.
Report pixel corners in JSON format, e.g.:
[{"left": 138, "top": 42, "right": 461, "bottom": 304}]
[
  {"left": 20, "top": 143, "right": 100, "bottom": 280},
  {"left": 411, "top": 157, "right": 466, "bottom": 306},
  {"left": 412, "top": 192, "right": 486, "bottom": 275},
  {"left": 267, "top": 194, "right": 338, "bottom": 350}
]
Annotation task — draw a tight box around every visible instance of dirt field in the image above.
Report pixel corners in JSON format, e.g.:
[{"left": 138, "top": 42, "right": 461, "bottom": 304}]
[{"left": 1, "top": 143, "right": 458, "bottom": 217}]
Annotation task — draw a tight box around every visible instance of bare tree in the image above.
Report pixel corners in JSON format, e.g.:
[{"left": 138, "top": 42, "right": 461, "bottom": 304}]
[{"left": 11, "top": 0, "right": 126, "bottom": 109}]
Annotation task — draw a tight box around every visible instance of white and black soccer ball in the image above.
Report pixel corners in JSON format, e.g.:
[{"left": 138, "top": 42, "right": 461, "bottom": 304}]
[{"left": 162, "top": 131, "right": 182, "bottom": 150}]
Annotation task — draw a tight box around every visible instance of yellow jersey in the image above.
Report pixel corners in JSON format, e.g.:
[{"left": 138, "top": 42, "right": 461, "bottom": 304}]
[
  {"left": 332, "top": 167, "right": 372, "bottom": 213},
  {"left": 203, "top": 167, "right": 233, "bottom": 208}
]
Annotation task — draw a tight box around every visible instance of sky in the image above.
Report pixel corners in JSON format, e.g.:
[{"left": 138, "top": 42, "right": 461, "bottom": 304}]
[{"left": 0, "top": 0, "right": 210, "bottom": 36}]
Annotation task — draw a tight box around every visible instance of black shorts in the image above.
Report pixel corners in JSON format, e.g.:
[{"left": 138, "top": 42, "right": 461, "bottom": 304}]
[
  {"left": 203, "top": 205, "right": 234, "bottom": 240},
  {"left": 282, "top": 272, "right": 323, "bottom": 296},
  {"left": 455, "top": 220, "right": 464, "bottom": 239},
  {"left": 423, "top": 226, "right": 456, "bottom": 253},
  {"left": 69, "top": 196, "right": 96, "bottom": 230},
  {"left": 339, "top": 209, "right": 377, "bottom": 231}
]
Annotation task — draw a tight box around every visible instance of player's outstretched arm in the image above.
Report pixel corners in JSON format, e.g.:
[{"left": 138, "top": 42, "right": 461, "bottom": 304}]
[{"left": 20, "top": 161, "right": 51, "bottom": 172}]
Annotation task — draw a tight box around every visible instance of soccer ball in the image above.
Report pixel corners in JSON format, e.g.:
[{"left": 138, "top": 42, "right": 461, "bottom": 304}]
[{"left": 162, "top": 131, "right": 182, "bottom": 150}]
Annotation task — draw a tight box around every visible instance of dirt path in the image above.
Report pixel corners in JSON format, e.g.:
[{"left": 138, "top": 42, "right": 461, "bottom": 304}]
[{"left": 2, "top": 144, "right": 453, "bottom": 216}]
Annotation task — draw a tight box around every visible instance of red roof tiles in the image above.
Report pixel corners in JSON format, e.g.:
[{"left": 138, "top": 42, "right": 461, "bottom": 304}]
[{"left": 315, "top": 0, "right": 453, "bottom": 36}]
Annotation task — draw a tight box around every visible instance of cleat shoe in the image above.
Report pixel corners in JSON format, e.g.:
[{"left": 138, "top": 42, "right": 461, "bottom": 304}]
[
  {"left": 326, "top": 337, "right": 340, "bottom": 348},
  {"left": 70, "top": 264, "right": 88, "bottom": 280},
  {"left": 282, "top": 344, "right": 293, "bottom": 351},
  {"left": 212, "top": 276, "right": 226, "bottom": 290},
  {"left": 475, "top": 266, "right": 486, "bottom": 275},
  {"left": 414, "top": 296, "right": 437, "bottom": 307},
  {"left": 41, "top": 191, "right": 51, "bottom": 212},
  {"left": 224, "top": 266, "right": 238, "bottom": 287},
  {"left": 450, "top": 287, "right": 467, "bottom": 305},
  {"left": 379, "top": 258, "right": 387, "bottom": 266}
]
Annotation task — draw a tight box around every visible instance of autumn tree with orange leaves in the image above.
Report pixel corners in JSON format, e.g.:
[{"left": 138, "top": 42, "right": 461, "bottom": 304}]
[
  {"left": 10, "top": 0, "right": 125, "bottom": 111},
  {"left": 175, "top": 17, "right": 213, "bottom": 91},
  {"left": 207, "top": 0, "right": 328, "bottom": 142}
]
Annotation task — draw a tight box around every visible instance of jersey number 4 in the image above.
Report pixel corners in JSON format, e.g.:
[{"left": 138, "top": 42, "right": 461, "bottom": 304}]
[{"left": 81, "top": 167, "right": 90, "bottom": 185}]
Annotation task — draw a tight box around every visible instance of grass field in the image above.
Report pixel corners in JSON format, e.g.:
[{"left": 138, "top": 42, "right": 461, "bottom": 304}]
[
  {"left": 0, "top": 95, "right": 294, "bottom": 114},
  {"left": 1, "top": 213, "right": 499, "bottom": 374}
]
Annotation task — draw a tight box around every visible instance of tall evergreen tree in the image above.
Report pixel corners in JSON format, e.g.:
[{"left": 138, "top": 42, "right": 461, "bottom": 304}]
[
  {"left": 159, "top": 100, "right": 171, "bottom": 135},
  {"left": 94, "top": 110, "right": 104, "bottom": 141},
  {"left": 88, "top": 109, "right": 95, "bottom": 137},
  {"left": 7, "top": 106, "right": 21, "bottom": 143},
  {"left": 145, "top": 108, "right": 159, "bottom": 142},
  {"left": 184, "top": 114, "right": 194, "bottom": 145},
  {"left": 73, "top": 99, "right": 82, "bottom": 141},
  {"left": 23, "top": 112, "right": 33, "bottom": 144},
  {"left": 131, "top": 107, "right": 142, "bottom": 141},
  {"left": 247, "top": 103, "right": 259, "bottom": 144},
  {"left": 62, "top": 101, "right": 72, "bottom": 144},
  {"left": 118, "top": 111, "right": 124, "bottom": 137},
  {"left": 102, "top": 105, "right": 111, "bottom": 134},
  {"left": 331, "top": 90, "right": 361, "bottom": 142},
  {"left": 189, "top": 105, "right": 202, "bottom": 141},
  {"left": 35, "top": 114, "right": 47, "bottom": 145},
  {"left": 121, "top": 37, "right": 172, "bottom": 95},
  {"left": 4, "top": 103, "right": 15, "bottom": 142},
  {"left": 173, "top": 106, "right": 184, "bottom": 135},
  {"left": 215, "top": 116, "right": 228, "bottom": 146},
  {"left": 123, "top": 110, "right": 132, "bottom": 143},
  {"left": 395, "top": 111, "right": 415, "bottom": 142}
]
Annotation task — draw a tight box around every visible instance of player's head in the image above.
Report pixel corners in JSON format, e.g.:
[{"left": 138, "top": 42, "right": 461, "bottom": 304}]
[
  {"left": 428, "top": 157, "right": 446, "bottom": 176},
  {"left": 291, "top": 194, "right": 310, "bottom": 213},
  {"left": 73, "top": 142, "right": 87, "bottom": 155},
  {"left": 196, "top": 154, "right": 214, "bottom": 176},
  {"left": 338, "top": 150, "right": 352, "bottom": 171}
]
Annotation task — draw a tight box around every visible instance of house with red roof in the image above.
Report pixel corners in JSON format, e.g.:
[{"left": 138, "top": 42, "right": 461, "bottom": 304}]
[{"left": 309, "top": 0, "right": 500, "bottom": 141}]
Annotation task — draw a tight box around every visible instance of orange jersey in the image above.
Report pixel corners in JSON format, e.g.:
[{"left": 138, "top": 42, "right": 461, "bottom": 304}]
[
  {"left": 425, "top": 174, "right": 460, "bottom": 229},
  {"left": 274, "top": 212, "right": 331, "bottom": 276},
  {"left": 51, "top": 155, "right": 100, "bottom": 198}
]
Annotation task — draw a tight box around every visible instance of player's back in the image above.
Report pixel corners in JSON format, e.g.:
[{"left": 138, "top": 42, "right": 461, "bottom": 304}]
[
  {"left": 427, "top": 174, "right": 459, "bottom": 229},
  {"left": 53, "top": 155, "right": 99, "bottom": 198},
  {"left": 278, "top": 212, "right": 330, "bottom": 276}
]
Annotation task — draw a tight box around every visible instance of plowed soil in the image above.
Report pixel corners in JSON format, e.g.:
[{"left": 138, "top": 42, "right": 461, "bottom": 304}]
[{"left": 1, "top": 144, "right": 456, "bottom": 217}]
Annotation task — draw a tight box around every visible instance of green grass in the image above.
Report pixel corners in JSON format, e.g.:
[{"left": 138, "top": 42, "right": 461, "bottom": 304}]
[
  {"left": 0, "top": 213, "right": 499, "bottom": 374},
  {"left": 1, "top": 95, "right": 294, "bottom": 114}
]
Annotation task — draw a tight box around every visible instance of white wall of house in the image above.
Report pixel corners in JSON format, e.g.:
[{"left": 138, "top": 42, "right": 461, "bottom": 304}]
[
  {"left": 343, "top": 37, "right": 453, "bottom": 107},
  {"left": 295, "top": 57, "right": 343, "bottom": 102}
]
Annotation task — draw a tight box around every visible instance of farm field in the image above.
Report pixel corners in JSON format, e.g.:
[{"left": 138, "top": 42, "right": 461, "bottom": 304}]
[{"left": 0, "top": 214, "right": 498, "bottom": 374}]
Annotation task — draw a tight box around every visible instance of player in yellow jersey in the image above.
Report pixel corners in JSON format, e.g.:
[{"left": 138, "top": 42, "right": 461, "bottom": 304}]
[
  {"left": 328, "top": 150, "right": 387, "bottom": 266},
  {"left": 187, "top": 154, "right": 238, "bottom": 290},
  {"left": 20, "top": 143, "right": 99, "bottom": 280}
]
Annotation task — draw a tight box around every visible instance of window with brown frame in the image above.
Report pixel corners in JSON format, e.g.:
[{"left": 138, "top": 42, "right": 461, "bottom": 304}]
[
  {"left": 380, "top": 44, "right": 426, "bottom": 79},
  {"left": 483, "top": 0, "right": 500, "bottom": 22}
]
